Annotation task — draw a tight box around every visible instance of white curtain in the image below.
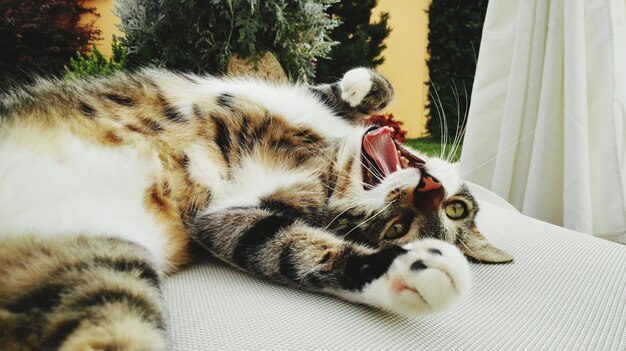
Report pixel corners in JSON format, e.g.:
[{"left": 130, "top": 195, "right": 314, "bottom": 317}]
[{"left": 460, "top": 0, "right": 626, "bottom": 243}]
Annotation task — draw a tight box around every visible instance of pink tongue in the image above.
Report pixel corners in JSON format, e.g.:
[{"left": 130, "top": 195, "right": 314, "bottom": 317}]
[{"left": 363, "top": 127, "right": 402, "bottom": 176}]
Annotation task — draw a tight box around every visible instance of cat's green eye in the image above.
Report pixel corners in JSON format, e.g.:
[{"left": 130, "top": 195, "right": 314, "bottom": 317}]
[
  {"left": 385, "top": 220, "right": 409, "bottom": 240},
  {"left": 445, "top": 201, "right": 468, "bottom": 220}
]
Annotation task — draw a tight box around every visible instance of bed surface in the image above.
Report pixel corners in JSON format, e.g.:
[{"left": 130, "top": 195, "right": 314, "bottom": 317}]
[{"left": 164, "top": 183, "right": 626, "bottom": 350}]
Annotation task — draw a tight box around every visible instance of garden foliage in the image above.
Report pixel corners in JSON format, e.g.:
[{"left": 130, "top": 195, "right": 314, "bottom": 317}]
[
  {"left": 0, "top": 0, "right": 100, "bottom": 86},
  {"left": 116, "top": 0, "right": 339, "bottom": 82},
  {"left": 64, "top": 37, "right": 127, "bottom": 79},
  {"left": 315, "top": 0, "right": 391, "bottom": 83},
  {"left": 426, "top": 0, "right": 488, "bottom": 141}
]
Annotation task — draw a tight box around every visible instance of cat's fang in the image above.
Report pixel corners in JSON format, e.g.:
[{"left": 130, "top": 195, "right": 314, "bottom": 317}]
[{"left": 395, "top": 142, "right": 426, "bottom": 169}]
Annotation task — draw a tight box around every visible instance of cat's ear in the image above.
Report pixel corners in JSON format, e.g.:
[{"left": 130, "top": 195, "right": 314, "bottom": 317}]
[{"left": 460, "top": 224, "right": 513, "bottom": 263}]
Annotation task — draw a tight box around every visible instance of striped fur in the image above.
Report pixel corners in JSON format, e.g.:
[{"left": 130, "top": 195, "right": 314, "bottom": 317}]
[
  {"left": 0, "top": 236, "right": 164, "bottom": 351},
  {"left": 0, "top": 67, "right": 511, "bottom": 349}
]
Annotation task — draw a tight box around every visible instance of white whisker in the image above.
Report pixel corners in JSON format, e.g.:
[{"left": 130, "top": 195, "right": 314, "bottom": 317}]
[
  {"left": 448, "top": 81, "right": 462, "bottom": 163},
  {"left": 341, "top": 200, "right": 397, "bottom": 239},
  {"left": 460, "top": 108, "right": 560, "bottom": 176},
  {"left": 458, "top": 240, "right": 482, "bottom": 263},
  {"left": 361, "top": 138, "right": 386, "bottom": 182},
  {"left": 324, "top": 198, "right": 378, "bottom": 230},
  {"left": 427, "top": 82, "right": 447, "bottom": 159},
  {"left": 447, "top": 81, "right": 469, "bottom": 163}
]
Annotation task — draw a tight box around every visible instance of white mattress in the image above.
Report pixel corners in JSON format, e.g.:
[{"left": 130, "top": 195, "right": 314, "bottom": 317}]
[{"left": 164, "top": 183, "right": 626, "bottom": 350}]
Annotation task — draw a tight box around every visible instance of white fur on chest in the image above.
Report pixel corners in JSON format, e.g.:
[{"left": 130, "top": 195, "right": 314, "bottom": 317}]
[
  {"left": 205, "top": 155, "right": 318, "bottom": 214},
  {"left": 0, "top": 131, "right": 171, "bottom": 269}
]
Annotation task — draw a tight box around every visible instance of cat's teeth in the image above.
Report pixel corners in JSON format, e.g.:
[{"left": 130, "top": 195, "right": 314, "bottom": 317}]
[{"left": 400, "top": 156, "right": 410, "bottom": 168}]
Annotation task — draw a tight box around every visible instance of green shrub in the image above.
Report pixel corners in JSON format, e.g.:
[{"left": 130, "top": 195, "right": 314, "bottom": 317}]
[
  {"left": 116, "top": 0, "right": 338, "bottom": 82},
  {"left": 314, "top": 0, "right": 391, "bottom": 83},
  {"left": 425, "top": 0, "right": 488, "bottom": 142},
  {"left": 64, "top": 37, "right": 127, "bottom": 79}
]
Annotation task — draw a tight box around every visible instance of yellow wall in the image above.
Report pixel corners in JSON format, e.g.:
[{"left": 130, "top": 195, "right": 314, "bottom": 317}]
[
  {"left": 80, "top": 0, "right": 122, "bottom": 56},
  {"left": 373, "top": 0, "right": 430, "bottom": 138}
]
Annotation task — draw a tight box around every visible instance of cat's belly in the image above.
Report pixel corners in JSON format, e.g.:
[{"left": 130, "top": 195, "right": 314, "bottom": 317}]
[{"left": 0, "top": 131, "right": 171, "bottom": 270}]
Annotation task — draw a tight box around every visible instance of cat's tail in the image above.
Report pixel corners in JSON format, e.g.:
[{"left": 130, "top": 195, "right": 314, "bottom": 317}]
[{"left": 0, "top": 235, "right": 166, "bottom": 351}]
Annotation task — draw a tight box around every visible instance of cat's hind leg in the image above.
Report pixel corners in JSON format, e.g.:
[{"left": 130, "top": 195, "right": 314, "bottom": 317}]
[{"left": 0, "top": 235, "right": 166, "bottom": 351}]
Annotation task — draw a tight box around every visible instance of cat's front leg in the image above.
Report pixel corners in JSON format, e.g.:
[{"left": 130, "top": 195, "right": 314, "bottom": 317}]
[
  {"left": 190, "top": 208, "right": 470, "bottom": 316},
  {"left": 309, "top": 68, "right": 394, "bottom": 122},
  {"left": 335, "top": 239, "right": 472, "bottom": 315}
]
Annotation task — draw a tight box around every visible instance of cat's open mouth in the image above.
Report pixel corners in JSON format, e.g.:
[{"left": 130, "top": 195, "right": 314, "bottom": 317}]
[{"left": 361, "top": 127, "right": 425, "bottom": 189}]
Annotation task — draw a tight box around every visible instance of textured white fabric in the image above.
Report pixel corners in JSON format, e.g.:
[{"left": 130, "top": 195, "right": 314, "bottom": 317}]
[
  {"left": 460, "top": 0, "right": 626, "bottom": 243},
  {"left": 164, "top": 183, "right": 626, "bottom": 350}
]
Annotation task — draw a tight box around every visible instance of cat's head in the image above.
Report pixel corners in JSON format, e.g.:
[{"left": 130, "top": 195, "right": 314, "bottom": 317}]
[{"left": 327, "top": 126, "right": 513, "bottom": 263}]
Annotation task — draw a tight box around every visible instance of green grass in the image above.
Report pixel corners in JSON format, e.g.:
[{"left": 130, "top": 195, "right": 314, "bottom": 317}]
[{"left": 403, "top": 137, "right": 462, "bottom": 162}]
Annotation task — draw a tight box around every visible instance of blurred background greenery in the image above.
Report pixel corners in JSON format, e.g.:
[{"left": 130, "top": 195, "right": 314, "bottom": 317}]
[{"left": 1, "top": 0, "right": 487, "bottom": 159}]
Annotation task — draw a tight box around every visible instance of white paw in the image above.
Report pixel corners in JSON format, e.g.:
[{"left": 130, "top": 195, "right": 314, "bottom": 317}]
[
  {"left": 366, "top": 239, "right": 472, "bottom": 316},
  {"left": 340, "top": 68, "right": 372, "bottom": 107}
]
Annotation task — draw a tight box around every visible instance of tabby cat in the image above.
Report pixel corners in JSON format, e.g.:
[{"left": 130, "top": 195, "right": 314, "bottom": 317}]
[{"left": 0, "top": 68, "right": 512, "bottom": 350}]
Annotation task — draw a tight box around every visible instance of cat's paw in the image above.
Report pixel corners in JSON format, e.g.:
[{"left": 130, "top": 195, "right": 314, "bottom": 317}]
[
  {"left": 340, "top": 68, "right": 394, "bottom": 112},
  {"left": 366, "top": 239, "right": 472, "bottom": 316}
]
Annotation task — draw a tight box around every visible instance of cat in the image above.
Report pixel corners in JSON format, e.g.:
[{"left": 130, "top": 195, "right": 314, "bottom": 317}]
[{"left": 0, "top": 67, "right": 512, "bottom": 350}]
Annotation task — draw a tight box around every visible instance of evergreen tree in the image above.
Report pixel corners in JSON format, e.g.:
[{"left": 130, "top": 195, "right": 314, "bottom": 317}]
[
  {"left": 315, "top": 0, "right": 391, "bottom": 83},
  {"left": 0, "top": 0, "right": 100, "bottom": 87},
  {"left": 425, "top": 0, "right": 489, "bottom": 141}
]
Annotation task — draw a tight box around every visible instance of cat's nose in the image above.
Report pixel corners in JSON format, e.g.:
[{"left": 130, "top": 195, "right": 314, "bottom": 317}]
[
  {"left": 413, "top": 173, "right": 444, "bottom": 213},
  {"left": 416, "top": 174, "right": 441, "bottom": 193}
]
